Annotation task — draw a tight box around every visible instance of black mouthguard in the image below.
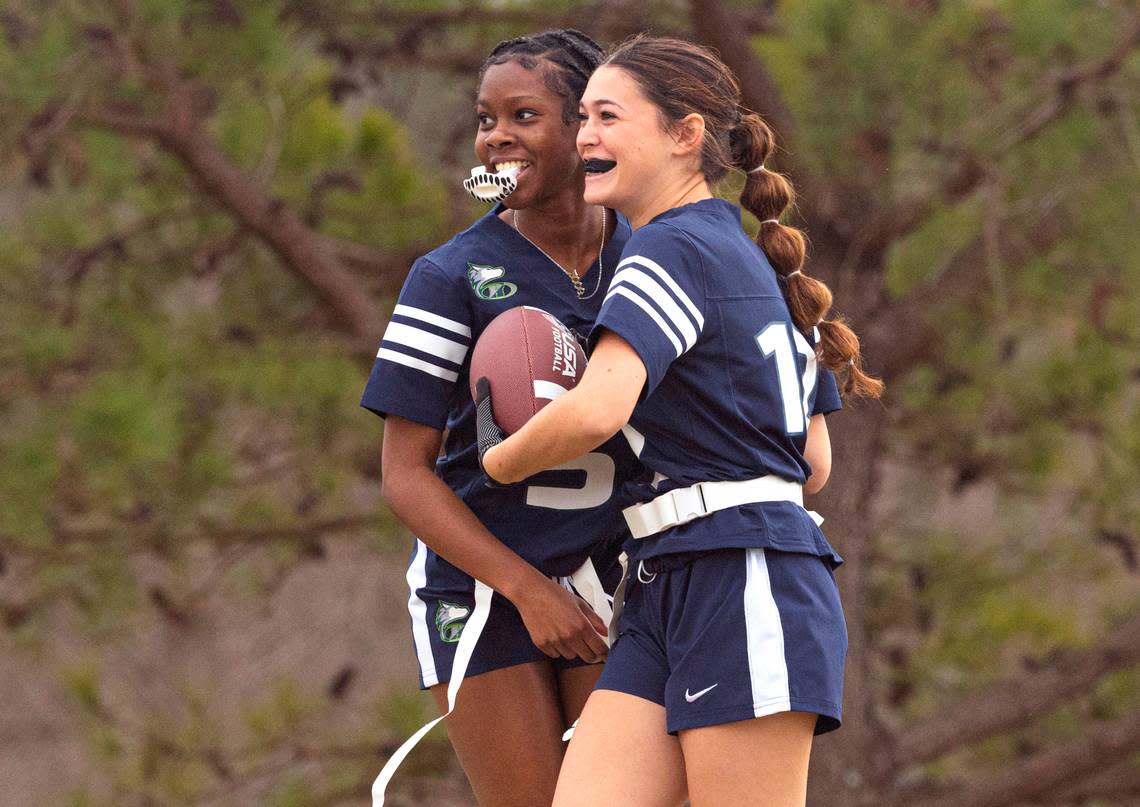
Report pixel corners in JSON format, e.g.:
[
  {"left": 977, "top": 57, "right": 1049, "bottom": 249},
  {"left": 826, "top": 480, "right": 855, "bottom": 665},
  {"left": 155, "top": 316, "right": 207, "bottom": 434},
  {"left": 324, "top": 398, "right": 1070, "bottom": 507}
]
[{"left": 583, "top": 159, "right": 617, "bottom": 173}]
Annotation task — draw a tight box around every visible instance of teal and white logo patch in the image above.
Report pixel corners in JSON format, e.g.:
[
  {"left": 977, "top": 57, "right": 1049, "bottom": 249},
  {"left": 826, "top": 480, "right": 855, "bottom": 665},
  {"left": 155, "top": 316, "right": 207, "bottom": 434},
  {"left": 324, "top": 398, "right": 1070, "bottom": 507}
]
[
  {"left": 435, "top": 602, "right": 471, "bottom": 643},
  {"left": 467, "top": 262, "right": 518, "bottom": 300}
]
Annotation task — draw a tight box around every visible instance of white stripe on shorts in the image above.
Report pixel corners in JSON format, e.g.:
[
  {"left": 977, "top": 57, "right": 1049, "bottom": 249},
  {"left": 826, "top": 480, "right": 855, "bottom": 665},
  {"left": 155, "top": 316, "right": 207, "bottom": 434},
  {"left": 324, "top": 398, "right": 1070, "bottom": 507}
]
[
  {"left": 374, "top": 580, "right": 492, "bottom": 806},
  {"left": 405, "top": 539, "right": 438, "bottom": 687},
  {"left": 743, "top": 548, "right": 791, "bottom": 717}
]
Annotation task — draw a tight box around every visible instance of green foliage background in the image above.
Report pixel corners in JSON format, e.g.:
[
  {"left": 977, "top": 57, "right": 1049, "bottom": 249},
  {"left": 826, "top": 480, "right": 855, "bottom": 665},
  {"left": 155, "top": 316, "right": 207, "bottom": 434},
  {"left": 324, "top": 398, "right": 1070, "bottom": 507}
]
[{"left": 0, "top": 0, "right": 1137, "bottom": 805}]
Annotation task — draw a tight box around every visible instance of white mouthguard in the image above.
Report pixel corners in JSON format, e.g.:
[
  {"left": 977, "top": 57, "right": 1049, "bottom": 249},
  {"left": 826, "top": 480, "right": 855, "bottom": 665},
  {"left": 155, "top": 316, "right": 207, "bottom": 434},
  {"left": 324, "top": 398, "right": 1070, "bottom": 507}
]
[{"left": 463, "top": 165, "right": 520, "bottom": 203}]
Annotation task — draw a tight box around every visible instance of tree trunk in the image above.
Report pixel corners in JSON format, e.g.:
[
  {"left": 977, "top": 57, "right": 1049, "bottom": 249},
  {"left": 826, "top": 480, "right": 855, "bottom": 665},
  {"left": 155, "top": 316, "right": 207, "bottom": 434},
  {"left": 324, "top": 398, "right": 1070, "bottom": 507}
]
[{"left": 807, "top": 398, "right": 888, "bottom": 805}]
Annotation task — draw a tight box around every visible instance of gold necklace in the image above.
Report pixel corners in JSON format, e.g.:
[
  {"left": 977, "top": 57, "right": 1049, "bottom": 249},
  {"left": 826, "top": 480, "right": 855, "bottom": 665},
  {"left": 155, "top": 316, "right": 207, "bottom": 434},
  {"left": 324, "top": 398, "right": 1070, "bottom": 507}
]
[{"left": 512, "top": 208, "right": 606, "bottom": 299}]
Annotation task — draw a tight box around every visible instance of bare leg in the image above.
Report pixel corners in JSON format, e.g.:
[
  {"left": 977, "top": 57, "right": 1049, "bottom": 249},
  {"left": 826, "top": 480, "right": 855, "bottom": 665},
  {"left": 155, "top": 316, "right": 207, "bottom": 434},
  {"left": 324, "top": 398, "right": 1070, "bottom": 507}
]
[
  {"left": 553, "top": 690, "right": 687, "bottom": 807},
  {"left": 555, "top": 663, "right": 603, "bottom": 727},
  {"left": 679, "top": 711, "right": 816, "bottom": 807},
  {"left": 430, "top": 660, "right": 567, "bottom": 807}
]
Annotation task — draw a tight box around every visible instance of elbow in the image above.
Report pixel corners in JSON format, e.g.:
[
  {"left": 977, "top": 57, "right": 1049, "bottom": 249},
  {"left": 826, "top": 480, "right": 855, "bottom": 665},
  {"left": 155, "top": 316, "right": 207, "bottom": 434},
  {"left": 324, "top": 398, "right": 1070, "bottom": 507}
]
[
  {"left": 380, "top": 459, "right": 412, "bottom": 509},
  {"left": 580, "top": 407, "right": 626, "bottom": 448},
  {"left": 379, "top": 474, "right": 398, "bottom": 508},
  {"left": 804, "top": 463, "right": 830, "bottom": 495},
  {"left": 562, "top": 387, "right": 629, "bottom": 448}
]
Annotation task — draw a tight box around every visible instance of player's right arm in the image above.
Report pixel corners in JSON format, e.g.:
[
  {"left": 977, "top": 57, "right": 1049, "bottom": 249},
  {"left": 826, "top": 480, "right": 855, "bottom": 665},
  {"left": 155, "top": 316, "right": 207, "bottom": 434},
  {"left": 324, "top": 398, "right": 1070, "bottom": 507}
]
[
  {"left": 365, "top": 255, "right": 607, "bottom": 662},
  {"left": 380, "top": 416, "right": 608, "bottom": 662}
]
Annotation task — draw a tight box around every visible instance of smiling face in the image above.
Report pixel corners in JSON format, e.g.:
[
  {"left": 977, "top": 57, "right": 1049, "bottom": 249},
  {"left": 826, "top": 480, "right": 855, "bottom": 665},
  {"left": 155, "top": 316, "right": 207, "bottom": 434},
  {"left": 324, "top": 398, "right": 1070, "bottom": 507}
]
[
  {"left": 474, "top": 60, "right": 584, "bottom": 210},
  {"left": 577, "top": 65, "right": 705, "bottom": 226}
]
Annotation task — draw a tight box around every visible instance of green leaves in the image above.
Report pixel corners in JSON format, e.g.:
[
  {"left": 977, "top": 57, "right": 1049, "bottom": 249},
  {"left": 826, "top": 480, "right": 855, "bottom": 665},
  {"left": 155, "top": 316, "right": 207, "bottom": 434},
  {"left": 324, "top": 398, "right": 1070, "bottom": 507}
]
[
  {"left": 885, "top": 198, "right": 983, "bottom": 298},
  {"left": 0, "top": 2, "right": 1136, "bottom": 804}
]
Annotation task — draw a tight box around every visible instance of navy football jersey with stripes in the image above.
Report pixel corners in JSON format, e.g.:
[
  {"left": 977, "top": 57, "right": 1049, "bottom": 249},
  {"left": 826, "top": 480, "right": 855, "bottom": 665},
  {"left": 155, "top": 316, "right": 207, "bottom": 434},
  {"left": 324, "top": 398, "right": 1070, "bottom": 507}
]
[
  {"left": 361, "top": 205, "right": 649, "bottom": 580},
  {"left": 590, "top": 198, "right": 842, "bottom": 562}
]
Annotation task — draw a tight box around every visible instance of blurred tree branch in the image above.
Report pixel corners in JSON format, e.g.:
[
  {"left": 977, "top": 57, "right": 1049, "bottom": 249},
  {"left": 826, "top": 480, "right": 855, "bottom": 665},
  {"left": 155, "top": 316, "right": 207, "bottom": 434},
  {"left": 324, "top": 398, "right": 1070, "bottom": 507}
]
[
  {"left": 866, "top": 10, "right": 1140, "bottom": 266},
  {"left": 63, "top": 18, "right": 389, "bottom": 343},
  {"left": 198, "top": 513, "right": 385, "bottom": 545},
  {"left": 902, "top": 709, "right": 1140, "bottom": 807},
  {"left": 1050, "top": 759, "right": 1140, "bottom": 804},
  {"left": 290, "top": 1, "right": 576, "bottom": 33},
  {"left": 892, "top": 611, "right": 1140, "bottom": 770},
  {"left": 870, "top": 194, "right": 1063, "bottom": 381}
]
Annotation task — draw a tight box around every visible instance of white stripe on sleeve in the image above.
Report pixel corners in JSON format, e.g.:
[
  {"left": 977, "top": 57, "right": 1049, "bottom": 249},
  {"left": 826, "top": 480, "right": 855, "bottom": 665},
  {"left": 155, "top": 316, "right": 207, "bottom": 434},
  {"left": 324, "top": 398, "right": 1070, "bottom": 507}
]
[
  {"left": 608, "top": 267, "right": 698, "bottom": 351},
  {"left": 383, "top": 321, "right": 469, "bottom": 365},
  {"left": 616, "top": 254, "right": 704, "bottom": 330},
  {"left": 377, "top": 348, "right": 459, "bottom": 382},
  {"left": 605, "top": 287, "right": 683, "bottom": 357},
  {"left": 393, "top": 304, "right": 472, "bottom": 337},
  {"left": 743, "top": 548, "right": 791, "bottom": 717}
]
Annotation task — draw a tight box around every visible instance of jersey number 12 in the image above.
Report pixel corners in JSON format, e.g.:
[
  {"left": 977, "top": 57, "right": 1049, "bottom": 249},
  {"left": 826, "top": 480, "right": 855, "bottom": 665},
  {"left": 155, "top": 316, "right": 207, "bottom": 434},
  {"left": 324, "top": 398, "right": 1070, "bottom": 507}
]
[{"left": 755, "top": 322, "right": 818, "bottom": 436}]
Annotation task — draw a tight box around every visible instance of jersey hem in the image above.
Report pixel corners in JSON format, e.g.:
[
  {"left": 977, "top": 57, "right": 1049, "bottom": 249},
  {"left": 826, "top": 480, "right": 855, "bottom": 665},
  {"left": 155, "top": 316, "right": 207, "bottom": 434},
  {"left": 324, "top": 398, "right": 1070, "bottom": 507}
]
[
  {"left": 360, "top": 398, "right": 449, "bottom": 431},
  {"left": 624, "top": 531, "right": 842, "bottom": 566},
  {"left": 416, "top": 652, "right": 602, "bottom": 690}
]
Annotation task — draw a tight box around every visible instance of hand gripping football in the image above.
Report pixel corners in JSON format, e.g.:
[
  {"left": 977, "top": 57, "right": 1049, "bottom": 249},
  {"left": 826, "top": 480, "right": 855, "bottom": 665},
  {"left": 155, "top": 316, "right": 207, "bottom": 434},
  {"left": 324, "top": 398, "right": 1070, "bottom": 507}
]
[{"left": 469, "top": 306, "right": 587, "bottom": 435}]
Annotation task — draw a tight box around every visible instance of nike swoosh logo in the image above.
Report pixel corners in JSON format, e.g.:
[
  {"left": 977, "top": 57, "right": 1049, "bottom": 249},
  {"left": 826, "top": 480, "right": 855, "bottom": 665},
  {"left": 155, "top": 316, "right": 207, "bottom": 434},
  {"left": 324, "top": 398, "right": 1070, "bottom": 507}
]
[{"left": 684, "top": 683, "right": 719, "bottom": 703}]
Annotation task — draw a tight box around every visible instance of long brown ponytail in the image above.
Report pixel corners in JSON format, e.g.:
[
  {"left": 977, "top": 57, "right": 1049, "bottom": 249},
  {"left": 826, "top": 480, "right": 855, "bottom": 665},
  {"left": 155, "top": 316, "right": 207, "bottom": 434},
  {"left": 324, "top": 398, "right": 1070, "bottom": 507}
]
[
  {"left": 605, "top": 36, "right": 883, "bottom": 399},
  {"left": 732, "top": 113, "right": 883, "bottom": 398}
]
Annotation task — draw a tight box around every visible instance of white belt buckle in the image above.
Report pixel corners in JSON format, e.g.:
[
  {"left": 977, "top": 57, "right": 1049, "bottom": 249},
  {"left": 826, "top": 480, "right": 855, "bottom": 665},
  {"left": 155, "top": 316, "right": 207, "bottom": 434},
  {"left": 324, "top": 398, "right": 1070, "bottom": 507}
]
[
  {"left": 670, "top": 483, "right": 707, "bottom": 527},
  {"left": 641, "top": 491, "right": 679, "bottom": 533}
]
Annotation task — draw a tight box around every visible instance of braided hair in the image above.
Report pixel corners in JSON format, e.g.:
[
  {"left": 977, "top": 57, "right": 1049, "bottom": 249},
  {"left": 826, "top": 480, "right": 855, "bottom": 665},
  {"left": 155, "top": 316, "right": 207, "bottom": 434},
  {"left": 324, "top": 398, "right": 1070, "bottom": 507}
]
[
  {"left": 604, "top": 35, "right": 884, "bottom": 399},
  {"left": 480, "top": 30, "right": 604, "bottom": 124}
]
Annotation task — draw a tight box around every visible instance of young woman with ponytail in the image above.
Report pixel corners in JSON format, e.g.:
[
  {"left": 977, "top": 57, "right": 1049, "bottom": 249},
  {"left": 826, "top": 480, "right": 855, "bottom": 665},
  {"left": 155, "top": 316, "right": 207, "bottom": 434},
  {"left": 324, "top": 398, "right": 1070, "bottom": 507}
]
[{"left": 479, "top": 35, "right": 882, "bottom": 805}]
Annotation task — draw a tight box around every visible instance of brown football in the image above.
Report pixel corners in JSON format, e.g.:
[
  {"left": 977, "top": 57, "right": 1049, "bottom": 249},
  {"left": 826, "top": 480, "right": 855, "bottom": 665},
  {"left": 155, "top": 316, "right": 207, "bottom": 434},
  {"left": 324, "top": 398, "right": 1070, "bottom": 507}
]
[{"left": 469, "top": 306, "right": 587, "bottom": 435}]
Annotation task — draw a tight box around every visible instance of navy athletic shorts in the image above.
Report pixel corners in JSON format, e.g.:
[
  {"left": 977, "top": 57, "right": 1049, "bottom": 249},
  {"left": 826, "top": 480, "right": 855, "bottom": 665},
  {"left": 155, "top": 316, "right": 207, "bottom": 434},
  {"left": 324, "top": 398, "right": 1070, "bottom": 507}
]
[
  {"left": 405, "top": 539, "right": 622, "bottom": 688},
  {"left": 596, "top": 547, "right": 846, "bottom": 735}
]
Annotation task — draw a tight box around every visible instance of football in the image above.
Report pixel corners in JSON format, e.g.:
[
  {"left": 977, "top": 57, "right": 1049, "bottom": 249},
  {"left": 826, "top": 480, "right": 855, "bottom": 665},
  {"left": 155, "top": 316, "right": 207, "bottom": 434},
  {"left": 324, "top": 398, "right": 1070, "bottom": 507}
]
[{"left": 469, "top": 306, "right": 587, "bottom": 434}]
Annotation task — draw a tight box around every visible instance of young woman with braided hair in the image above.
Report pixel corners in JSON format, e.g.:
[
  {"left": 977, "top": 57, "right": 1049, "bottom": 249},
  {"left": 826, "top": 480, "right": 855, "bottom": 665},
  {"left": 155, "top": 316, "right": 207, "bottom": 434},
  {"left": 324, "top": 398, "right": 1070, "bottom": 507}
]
[
  {"left": 362, "top": 30, "right": 651, "bottom": 806},
  {"left": 480, "top": 35, "right": 882, "bottom": 805}
]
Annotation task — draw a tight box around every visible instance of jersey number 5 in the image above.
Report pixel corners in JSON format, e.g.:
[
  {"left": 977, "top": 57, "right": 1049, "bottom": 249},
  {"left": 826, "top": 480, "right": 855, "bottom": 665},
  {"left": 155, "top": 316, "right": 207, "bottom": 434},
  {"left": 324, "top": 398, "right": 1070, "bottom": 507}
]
[
  {"left": 755, "top": 322, "right": 818, "bottom": 436},
  {"left": 525, "top": 384, "right": 616, "bottom": 510},
  {"left": 525, "top": 453, "right": 616, "bottom": 510}
]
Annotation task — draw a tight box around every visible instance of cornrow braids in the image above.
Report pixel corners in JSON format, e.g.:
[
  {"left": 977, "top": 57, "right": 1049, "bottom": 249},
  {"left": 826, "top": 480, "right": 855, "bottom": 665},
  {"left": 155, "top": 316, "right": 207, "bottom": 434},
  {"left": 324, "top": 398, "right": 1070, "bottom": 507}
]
[
  {"left": 603, "top": 35, "right": 883, "bottom": 399},
  {"left": 481, "top": 29, "right": 604, "bottom": 124}
]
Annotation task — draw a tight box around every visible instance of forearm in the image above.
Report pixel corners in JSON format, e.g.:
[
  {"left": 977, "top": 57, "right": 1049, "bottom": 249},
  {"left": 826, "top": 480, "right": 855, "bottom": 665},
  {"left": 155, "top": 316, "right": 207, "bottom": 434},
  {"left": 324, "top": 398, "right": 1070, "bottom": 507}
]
[
  {"left": 482, "top": 386, "right": 613, "bottom": 484},
  {"left": 482, "top": 331, "right": 646, "bottom": 484},
  {"left": 383, "top": 466, "right": 548, "bottom": 604}
]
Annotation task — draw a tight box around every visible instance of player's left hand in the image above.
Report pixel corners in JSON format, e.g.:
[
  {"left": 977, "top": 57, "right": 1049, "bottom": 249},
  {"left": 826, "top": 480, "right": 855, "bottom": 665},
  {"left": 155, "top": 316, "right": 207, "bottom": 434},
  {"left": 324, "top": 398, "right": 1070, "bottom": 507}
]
[
  {"left": 512, "top": 578, "right": 609, "bottom": 664},
  {"left": 475, "top": 377, "right": 507, "bottom": 485}
]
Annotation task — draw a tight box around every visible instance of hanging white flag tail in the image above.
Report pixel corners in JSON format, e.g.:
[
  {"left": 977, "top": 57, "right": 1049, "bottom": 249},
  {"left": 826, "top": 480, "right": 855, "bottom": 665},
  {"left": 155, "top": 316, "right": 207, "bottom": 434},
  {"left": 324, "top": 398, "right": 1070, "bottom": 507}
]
[
  {"left": 568, "top": 557, "right": 613, "bottom": 642},
  {"left": 371, "top": 580, "right": 493, "bottom": 806}
]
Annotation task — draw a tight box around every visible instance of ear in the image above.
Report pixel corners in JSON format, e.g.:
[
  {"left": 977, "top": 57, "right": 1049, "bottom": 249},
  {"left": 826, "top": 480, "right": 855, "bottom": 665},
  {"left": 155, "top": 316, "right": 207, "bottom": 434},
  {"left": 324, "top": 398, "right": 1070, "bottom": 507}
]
[{"left": 671, "top": 113, "right": 705, "bottom": 156}]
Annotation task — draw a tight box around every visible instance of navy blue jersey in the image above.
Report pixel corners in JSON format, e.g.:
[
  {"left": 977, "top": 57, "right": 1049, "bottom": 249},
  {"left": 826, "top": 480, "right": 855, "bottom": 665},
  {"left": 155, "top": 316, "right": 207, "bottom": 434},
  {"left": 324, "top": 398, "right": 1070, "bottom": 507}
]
[
  {"left": 590, "top": 199, "right": 842, "bottom": 562},
  {"left": 361, "top": 205, "right": 649, "bottom": 579}
]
